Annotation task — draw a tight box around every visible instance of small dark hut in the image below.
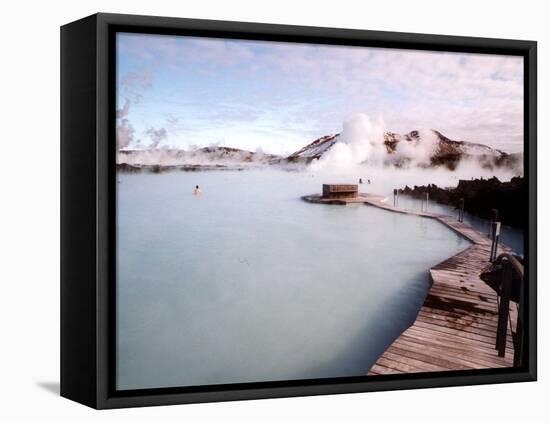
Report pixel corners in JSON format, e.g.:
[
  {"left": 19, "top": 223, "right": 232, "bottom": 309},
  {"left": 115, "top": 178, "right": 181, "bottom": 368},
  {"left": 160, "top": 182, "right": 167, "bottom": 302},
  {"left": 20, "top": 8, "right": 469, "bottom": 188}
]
[{"left": 322, "top": 184, "right": 358, "bottom": 199}]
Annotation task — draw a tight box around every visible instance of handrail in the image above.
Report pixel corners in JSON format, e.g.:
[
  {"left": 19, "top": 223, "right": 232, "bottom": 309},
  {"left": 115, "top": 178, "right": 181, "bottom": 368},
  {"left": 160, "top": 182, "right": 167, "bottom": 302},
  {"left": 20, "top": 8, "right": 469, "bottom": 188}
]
[
  {"left": 494, "top": 253, "right": 524, "bottom": 280},
  {"left": 492, "top": 253, "right": 525, "bottom": 367}
]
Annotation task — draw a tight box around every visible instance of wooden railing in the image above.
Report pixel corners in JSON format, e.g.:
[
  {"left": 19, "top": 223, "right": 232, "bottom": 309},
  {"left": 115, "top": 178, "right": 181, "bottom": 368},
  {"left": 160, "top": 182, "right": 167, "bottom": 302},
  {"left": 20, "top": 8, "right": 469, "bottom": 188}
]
[{"left": 493, "top": 253, "right": 525, "bottom": 367}]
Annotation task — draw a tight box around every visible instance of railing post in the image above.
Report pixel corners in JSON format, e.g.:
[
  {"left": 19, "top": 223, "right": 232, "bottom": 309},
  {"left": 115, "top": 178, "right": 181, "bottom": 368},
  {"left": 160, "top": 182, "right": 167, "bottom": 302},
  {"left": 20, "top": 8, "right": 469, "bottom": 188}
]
[
  {"left": 490, "top": 221, "right": 501, "bottom": 262},
  {"left": 458, "top": 198, "right": 464, "bottom": 222},
  {"left": 514, "top": 272, "right": 525, "bottom": 367},
  {"left": 488, "top": 208, "right": 499, "bottom": 238},
  {"left": 425, "top": 192, "right": 429, "bottom": 212},
  {"left": 496, "top": 259, "right": 512, "bottom": 357}
]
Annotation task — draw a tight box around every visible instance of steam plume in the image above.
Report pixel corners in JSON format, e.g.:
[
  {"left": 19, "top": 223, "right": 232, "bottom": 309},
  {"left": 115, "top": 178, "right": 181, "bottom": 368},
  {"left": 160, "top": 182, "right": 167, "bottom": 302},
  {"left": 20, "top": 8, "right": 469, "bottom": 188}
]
[
  {"left": 310, "top": 113, "right": 386, "bottom": 171},
  {"left": 145, "top": 127, "right": 168, "bottom": 148}
]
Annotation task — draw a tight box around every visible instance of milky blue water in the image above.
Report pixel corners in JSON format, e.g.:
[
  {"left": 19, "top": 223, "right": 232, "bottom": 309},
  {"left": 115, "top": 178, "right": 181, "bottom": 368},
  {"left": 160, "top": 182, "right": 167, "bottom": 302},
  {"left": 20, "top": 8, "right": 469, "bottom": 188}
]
[
  {"left": 395, "top": 195, "right": 524, "bottom": 255},
  {"left": 116, "top": 170, "right": 471, "bottom": 390}
]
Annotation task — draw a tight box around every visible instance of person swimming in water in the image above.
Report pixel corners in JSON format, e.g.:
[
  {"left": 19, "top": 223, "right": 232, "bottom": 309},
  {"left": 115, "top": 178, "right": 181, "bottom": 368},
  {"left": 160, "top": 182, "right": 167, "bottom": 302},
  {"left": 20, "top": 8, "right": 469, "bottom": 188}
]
[{"left": 193, "top": 185, "right": 202, "bottom": 195}]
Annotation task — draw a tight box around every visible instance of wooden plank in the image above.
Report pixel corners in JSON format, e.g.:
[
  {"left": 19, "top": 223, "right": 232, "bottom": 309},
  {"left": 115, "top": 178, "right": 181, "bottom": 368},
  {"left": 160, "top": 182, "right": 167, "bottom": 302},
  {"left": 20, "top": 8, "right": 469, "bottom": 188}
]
[
  {"left": 398, "top": 334, "right": 510, "bottom": 366},
  {"left": 404, "top": 326, "right": 514, "bottom": 356},
  {"left": 391, "top": 337, "right": 506, "bottom": 369},
  {"left": 406, "top": 324, "right": 515, "bottom": 353},
  {"left": 382, "top": 350, "right": 445, "bottom": 372},
  {"left": 368, "top": 363, "right": 399, "bottom": 375},
  {"left": 426, "top": 288, "right": 498, "bottom": 307},
  {"left": 385, "top": 345, "right": 472, "bottom": 371},
  {"left": 412, "top": 320, "right": 514, "bottom": 349},
  {"left": 416, "top": 310, "right": 500, "bottom": 333},
  {"left": 377, "top": 357, "right": 427, "bottom": 373},
  {"left": 420, "top": 306, "right": 500, "bottom": 328},
  {"left": 414, "top": 314, "right": 504, "bottom": 339}
]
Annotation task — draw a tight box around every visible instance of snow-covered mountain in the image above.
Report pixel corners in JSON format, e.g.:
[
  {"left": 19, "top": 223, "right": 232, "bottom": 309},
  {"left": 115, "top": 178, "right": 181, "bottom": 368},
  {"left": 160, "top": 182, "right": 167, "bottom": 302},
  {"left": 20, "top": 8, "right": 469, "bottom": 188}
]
[
  {"left": 287, "top": 134, "right": 340, "bottom": 160},
  {"left": 285, "top": 129, "right": 521, "bottom": 170}
]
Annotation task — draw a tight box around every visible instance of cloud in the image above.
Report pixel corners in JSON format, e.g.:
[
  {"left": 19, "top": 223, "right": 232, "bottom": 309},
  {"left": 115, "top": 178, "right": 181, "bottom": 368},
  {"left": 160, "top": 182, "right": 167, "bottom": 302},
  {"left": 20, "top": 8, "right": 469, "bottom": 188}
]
[
  {"left": 116, "top": 33, "right": 524, "bottom": 154},
  {"left": 117, "top": 98, "right": 131, "bottom": 118},
  {"left": 120, "top": 69, "right": 153, "bottom": 90}
]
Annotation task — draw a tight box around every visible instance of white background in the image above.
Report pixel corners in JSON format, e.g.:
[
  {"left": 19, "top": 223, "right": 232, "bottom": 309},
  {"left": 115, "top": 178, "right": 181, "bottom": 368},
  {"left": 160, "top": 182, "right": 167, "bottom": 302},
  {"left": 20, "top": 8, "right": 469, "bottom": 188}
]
[{"left": 0, "top": 0, "right": 547, "bottom": 421}]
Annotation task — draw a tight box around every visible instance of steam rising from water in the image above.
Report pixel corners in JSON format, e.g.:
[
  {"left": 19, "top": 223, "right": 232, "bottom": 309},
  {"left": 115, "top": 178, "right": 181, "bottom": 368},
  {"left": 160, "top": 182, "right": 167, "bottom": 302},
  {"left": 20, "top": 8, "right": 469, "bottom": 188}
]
[
  {"left": 308, "top": 113, "right": 521, "bottom": 185},
  {"left": 310, "top": 114, "right": 386, "bottom": 171},
  {"left": 116, "top": 98, "right": 136, "bottom": 150}
]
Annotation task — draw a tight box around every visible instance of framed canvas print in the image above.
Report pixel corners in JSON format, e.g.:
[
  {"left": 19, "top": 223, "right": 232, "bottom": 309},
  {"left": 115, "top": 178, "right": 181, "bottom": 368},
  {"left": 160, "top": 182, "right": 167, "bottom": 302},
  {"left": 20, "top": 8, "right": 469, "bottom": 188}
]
[{"left": 60, "top": 13, "right": 537, "bottom": 409}]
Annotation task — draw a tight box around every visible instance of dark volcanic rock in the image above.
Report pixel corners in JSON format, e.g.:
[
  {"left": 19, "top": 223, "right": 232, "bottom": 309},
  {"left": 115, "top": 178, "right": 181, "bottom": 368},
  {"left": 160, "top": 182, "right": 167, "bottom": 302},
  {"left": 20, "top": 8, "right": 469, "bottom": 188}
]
[
  {"left": 398, "top": 176, "right": 526, "bottom": 229},
  {"left": 116, "top": 163, "right": 142, "bottom": 173}
]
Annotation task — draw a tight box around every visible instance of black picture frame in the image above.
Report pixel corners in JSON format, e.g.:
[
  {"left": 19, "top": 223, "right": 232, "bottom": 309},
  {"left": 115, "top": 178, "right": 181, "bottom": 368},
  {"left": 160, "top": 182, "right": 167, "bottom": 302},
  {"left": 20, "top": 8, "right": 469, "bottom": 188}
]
[{"left": 60, "top": 12, "right": 537, "bottom": 409}]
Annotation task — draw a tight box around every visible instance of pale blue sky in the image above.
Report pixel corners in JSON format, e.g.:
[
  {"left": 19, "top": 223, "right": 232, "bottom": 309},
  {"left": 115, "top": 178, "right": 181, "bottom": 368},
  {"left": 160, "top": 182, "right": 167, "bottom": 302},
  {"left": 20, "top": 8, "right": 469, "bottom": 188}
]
[{"left": 117, "top": 32, "right": 524, "bottom": 155}]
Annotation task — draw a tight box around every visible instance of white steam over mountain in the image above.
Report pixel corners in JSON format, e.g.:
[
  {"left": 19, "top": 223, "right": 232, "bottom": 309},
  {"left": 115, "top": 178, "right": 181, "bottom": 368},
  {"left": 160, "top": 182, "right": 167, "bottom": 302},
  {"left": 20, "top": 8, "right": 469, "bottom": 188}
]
[
  {"left": 117, "top": 114, "right": 522, "bottom": 173},
  {"left": 289, "top": 114, "right": 521, "bottom": 171}
]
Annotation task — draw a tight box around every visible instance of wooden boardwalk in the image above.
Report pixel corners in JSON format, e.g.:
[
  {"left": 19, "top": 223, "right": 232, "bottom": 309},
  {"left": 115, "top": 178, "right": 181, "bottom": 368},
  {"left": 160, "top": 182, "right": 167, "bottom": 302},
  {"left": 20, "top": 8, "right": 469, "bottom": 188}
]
[{"left": 359, "top": 194, "right": 517, "bottom": 375}]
